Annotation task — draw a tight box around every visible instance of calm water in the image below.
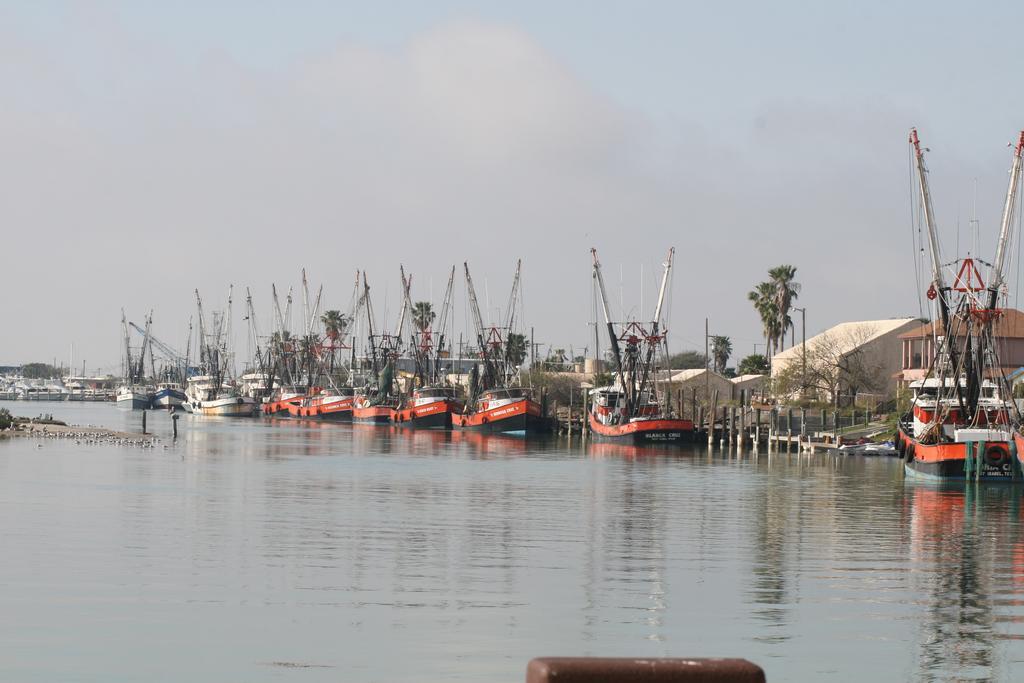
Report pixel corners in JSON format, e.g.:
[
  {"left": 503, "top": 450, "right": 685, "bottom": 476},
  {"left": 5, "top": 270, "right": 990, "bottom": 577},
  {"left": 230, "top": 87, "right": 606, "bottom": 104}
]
[{"left": 2, "top": 402, "right": 1024, "bottom": 682}]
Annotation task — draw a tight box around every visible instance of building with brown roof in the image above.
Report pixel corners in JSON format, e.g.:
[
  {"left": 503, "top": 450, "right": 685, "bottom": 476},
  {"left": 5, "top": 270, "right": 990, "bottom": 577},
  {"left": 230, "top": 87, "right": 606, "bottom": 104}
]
[{"left": 897, "top": 307, "right": 1024, "bottom": 383}]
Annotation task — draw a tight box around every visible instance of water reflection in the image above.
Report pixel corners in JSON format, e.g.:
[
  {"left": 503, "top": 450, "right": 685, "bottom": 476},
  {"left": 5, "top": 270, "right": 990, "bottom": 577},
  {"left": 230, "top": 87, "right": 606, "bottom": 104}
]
[
  {"left": 4, "top": 406, "right": 1024, "bottom": 682},
  {"left": 907, "top": 484, "right": 1024, "bottom": 681}
]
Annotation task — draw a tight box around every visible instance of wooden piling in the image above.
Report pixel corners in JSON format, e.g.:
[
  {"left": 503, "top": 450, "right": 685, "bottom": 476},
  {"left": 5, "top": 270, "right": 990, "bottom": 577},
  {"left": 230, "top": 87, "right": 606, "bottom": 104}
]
[
  {"left": 708, "top": 390, "right": 719, "bottom": 448},
  {"left": 800, "top": 407, "right": 807, "bottom": 448},
  {"left": 142, "top": 410, "right": 147, "bottom": 435},
  {"left": 720, "top": 406, "right": 727, "bottom": 447},
  {"left": 739, "top": 404, "right": 746, "bottom": 448}
]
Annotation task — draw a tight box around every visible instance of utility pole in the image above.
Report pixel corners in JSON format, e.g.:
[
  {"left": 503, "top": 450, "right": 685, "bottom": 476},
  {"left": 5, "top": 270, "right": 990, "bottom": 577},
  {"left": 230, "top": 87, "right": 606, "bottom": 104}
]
[
  {"left": 793, "top": 307, "right": 807, "bottom": 395},
  {"left": 705, "top": 317, "right": 710, "bottom": 406}
]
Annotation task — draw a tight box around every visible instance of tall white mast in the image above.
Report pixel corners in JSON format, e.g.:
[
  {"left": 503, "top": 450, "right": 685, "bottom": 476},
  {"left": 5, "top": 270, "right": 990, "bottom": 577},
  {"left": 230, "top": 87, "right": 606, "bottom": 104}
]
[
  {"left": 988, "top": 131, "right": 1024, "bottom": 309},
  {"left": 910, "top": 129, "right": 950, "bottom": 334},
  {"left": 910, "top": 129, "right": 946, "bottom": 293},
  {"left": 591, "top": 249, "right": 624, "bottom": 388},
  {"left": 651, "top": 248, "right": 674, "bottom": 328}
]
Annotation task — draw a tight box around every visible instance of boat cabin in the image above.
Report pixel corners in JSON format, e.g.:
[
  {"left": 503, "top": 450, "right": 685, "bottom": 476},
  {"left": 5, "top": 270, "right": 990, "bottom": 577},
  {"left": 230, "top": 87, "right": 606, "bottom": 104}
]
[
  {"left": 589, "top": 385, "right": 660, "bottom": 425},
  {"left": 909, "top": 377, "right": 1012, "bottom": 439},
  {"left": 476, "top": 387, "right": 529, "bottom": 411}
]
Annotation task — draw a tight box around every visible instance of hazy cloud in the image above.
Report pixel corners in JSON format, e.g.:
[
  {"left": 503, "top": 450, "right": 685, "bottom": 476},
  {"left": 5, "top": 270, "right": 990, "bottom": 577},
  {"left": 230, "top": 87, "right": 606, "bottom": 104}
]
[{"left": 0, "top": 9, "right": 1015, "bottom": 370}]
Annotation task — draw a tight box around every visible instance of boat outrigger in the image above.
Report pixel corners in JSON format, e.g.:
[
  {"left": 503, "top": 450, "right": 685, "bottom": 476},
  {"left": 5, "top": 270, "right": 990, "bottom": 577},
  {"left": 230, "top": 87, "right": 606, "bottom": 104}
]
[
  {"left": 185, "top": 287, "right": 258, "bottom": 417},
  {"left": 391, "top": 266, "right": 464, "bottom": 429},
  {"left": 898, "top": 128, "right": 1023, "bottom": 480},
  {"left": 588, "top": 248, "right": 694, "bottom": 444},
  {"left": 453, "top": 261, "right": 550, "bottom": 435},
  {"left": 352, "top": 272, "right": 402, "bottom": 425},
  {"left": 116, "top": 310, "right": 154, "bottom": 410}
]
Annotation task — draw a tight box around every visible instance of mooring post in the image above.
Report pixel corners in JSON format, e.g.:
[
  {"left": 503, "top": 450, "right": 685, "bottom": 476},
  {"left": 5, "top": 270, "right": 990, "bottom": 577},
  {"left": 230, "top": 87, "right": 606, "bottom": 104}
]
[
  {"left": 708, "top": 390, "right": 719, "bottom": 448},
  {"left": 691, "top": 388, "right": 697, "bottom": 423},
  {"left": 800, "top": 408, "right": 807, "bottom": 449},
  {"left": 755, "top": 407, "right": 762, "bottom": 446},
  {"left": 172, "top": 413, "right": 179, "bottom": 440},
  {"left": 142, "top": 410, "right": 147, "bottom": 435},
  {"left": 720, "top": 406, "right": 727, "bottom": 447},
  {"left": 568, "top": 386, "right": 574, "bottom": 436},
  {"left": 833, "top": 410, "right": 839, "bottom": 443},
  {"left": 739, "top": 403, "right": 747, "bottom": 447}
]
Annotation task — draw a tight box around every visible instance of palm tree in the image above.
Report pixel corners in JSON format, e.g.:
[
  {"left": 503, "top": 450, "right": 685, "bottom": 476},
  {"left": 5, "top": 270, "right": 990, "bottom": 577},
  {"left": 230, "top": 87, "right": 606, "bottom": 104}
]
[
  {"left": 320, "top": 310, "right": 347, "bottom": 375},
  {"left": 748, "top": 281, "right": 781, "bottom": 356},
  {"left": 320, "top": 310, "right": 346, "bottom": 341},
  {"left": 506, "top": 332, "right": 528, "bottom": 366},
  {"left": 710, "top": 335, "right": 732, "bottom": 373},
  {"left": 412, "top": 301, "right": 435, "bottom": 332},
  {"left": 768, "top": 265, "right": 800, "bottom": 350}
]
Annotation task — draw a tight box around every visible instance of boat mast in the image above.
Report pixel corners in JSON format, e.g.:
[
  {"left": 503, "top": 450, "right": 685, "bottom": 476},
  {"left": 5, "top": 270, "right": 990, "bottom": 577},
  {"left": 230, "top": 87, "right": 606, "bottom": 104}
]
[
  {"left": 634, "top": 248, "right": 674, "bottom": 413},
  {"left": 502, "top": 259, "right": 522, "bottom": 383},
  {"left": 988, "top": 131, "right": 1024, "bottom": 310},
  {"left": 464, "top": 262, "right": 498, "bottom": 391},
  {"left": 434, "top": 266, "right": 456, "bottom": 384},
  {"left": 142, "top": 311, "right": 155, "bottom": 381},
  {"left": 363, "top": 272, "right": 380, "bottom": 378},
  {"left": 184, "top": 317, "right": 193, "bottom": 383},
  {"left": 246, "top": 288, "right": 265, "bottom": 377},
  {"left": 224, "top": 284, "right": 234, "bottom": 385},
  {"left": 910, "top": 128, "right": 951, "bottom": 330},
  {"left": 398, "top": 266, "right": 423, "bottom": 385},
  {"left": 121, "top": 309, "right": 132, "bottom": 383},
  {"left": 301, "top": 268, "right": 310, "bottom": 340},
  {"left": 194, "top": 289, "right": 207, "bottom": 373},
  {"left": 347, "top": 271, "right": 363, "bottom": 383},
  {"left": 591, "top": 248, "right": 626, "bottom": 393}
]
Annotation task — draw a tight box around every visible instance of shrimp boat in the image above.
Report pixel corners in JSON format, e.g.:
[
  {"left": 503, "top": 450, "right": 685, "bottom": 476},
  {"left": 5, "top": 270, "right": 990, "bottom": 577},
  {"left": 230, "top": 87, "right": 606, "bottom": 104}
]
[
  {"left": 453, "top": 261, "right": 550, "bottom": 434},
  {"left": 352, "top": 272, "right": 401, "bottom": 425},
  {"left": 264, "top": 388, "right": 304, "bottom": 416},
  {"left": 588, "top": 248, "right": 694, "bottom": 443},
  {"left": 286, "top": 272, "right": 362, "bottom": 422},
  {"left": 391, "top": 266, "right": 464, "bottom": 429},
  {"left": 288, "top": 388, "right": 356, "bottom": 420},
  {"left": 151, "top": 382, "right": 186, "bottom": 409},
  {"left": 185, "top": 288, "right": 258, "bottom": 417},
  {"left": 116, "top": 310, "right": 154, "bottom": 409},
  {"left": 116, "top": 385, "right": 152, "bottom": 410},
  {"left": 898, "top": 129, "right": 1022, "bottom": 480}
]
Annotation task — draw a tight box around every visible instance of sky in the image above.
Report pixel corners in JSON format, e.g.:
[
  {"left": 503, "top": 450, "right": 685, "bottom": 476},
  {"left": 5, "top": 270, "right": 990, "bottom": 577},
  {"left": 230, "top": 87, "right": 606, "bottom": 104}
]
[{"left": 4, "top": 0, "right": 1024, "bottom": 373}]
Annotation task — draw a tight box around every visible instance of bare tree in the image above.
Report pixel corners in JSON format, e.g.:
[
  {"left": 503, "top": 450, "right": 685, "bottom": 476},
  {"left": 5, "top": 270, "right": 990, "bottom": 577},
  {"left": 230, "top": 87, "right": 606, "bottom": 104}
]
[{"left": 773, "top": 325, "right": 886, "bottom": 406}]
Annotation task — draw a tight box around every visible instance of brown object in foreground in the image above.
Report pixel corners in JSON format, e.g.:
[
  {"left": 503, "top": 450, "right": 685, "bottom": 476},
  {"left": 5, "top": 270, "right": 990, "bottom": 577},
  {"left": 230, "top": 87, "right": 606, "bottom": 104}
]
[{"left": 526, "top": 657, "right": 765, "bottom": 683}]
